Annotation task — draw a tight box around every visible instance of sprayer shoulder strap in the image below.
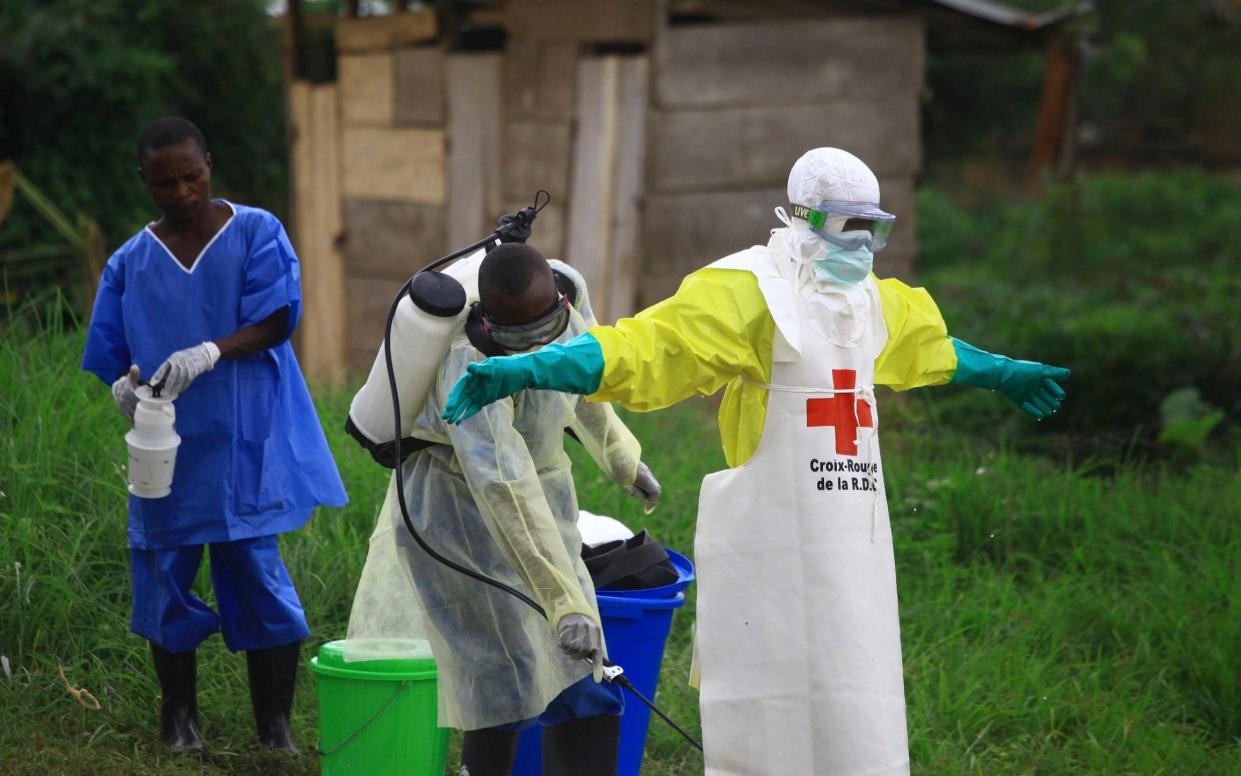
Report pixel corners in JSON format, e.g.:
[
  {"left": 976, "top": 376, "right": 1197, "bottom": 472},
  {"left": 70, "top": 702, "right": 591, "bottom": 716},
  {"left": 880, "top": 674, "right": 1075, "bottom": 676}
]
[{"left": 344, "top": 416, "right": 435, "bottom": 469}]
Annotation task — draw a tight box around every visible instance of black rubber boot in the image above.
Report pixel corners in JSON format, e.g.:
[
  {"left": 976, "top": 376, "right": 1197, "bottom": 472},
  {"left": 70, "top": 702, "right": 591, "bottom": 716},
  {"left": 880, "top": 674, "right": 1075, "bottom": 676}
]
[
  {"left": 149, "top": 642, "right": 205, "bottom": 754},
  {"left": 460, "top": 727, "right": 521, "bottom": 776},
  {"left": 245, "top": 640, "right": 301, "bottom": 753},
  {"left": 542, "top": 713, "right": 620, "bottom": 776}
]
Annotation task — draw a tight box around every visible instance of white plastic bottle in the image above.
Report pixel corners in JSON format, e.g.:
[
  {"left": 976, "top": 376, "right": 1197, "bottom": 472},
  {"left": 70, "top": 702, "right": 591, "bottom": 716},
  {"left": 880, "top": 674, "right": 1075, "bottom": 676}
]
[{"left": 126, "top": 385, "right": 181, "bottom": 498}]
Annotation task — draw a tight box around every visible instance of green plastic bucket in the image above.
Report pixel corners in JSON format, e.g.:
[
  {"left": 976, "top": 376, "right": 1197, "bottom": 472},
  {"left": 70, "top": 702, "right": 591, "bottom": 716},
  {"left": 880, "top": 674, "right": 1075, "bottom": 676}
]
[{"left": 310, "top": 639, "right": 449, "bottom": 775}]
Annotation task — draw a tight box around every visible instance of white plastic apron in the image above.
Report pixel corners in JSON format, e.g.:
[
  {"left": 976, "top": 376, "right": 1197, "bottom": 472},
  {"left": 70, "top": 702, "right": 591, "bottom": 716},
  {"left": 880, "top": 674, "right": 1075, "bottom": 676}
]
[{"left": 694, "top": 242, "right": 910, "bottom": 775}]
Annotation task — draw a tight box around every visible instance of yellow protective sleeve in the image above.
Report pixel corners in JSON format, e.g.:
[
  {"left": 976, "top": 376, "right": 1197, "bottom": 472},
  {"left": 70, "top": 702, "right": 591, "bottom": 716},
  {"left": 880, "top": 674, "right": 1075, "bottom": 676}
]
[
  {"left": 873, "top": 276, "right": 958, "bottom": 391},
  {"left": 563, "top": 261, "right": 644, "bottom": 489},
  {"left": 587, "top": 268, "right": 776, "bottom": 468}
]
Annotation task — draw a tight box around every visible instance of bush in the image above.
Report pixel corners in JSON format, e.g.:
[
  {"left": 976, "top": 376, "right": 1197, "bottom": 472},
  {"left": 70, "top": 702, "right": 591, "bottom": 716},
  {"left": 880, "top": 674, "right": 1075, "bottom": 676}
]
[
  {"left": 916, "top": 170, "right": 1241, "bottom": 457},
  {"left": 0, "top": 0, "right": 288, "bottom": 303}
]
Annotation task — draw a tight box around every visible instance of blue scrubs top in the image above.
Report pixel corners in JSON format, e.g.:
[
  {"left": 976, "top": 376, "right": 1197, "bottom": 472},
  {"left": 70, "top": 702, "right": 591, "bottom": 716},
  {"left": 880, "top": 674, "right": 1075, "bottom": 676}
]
[{"left": 82, "top": 201, "right": 348, "bottom": 549}]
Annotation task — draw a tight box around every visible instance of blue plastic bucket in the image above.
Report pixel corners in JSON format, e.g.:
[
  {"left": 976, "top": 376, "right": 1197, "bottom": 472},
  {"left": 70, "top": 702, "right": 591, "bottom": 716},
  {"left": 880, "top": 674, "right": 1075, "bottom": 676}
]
[{"left": 511, "top": 551, "right": 694, "bottom": 776}]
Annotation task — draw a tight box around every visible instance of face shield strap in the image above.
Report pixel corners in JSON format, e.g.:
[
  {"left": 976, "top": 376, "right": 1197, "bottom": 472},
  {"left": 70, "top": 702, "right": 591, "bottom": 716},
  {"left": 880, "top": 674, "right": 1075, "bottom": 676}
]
[
  {"left": 788, "top": 203, "right": 828, "bottom": 231},
  {"left": 788, "top": 202, "right": 894, "bottom": 252}
]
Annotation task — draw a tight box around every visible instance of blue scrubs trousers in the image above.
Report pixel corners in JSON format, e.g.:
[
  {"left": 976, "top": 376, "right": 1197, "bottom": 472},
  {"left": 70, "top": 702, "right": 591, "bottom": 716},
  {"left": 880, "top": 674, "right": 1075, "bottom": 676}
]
[
  {"left": 130, "top": 535, "right": 310, "bottom": 653},
  {"left": 489, "top": 674, "right": 625, "bottom": 733}
]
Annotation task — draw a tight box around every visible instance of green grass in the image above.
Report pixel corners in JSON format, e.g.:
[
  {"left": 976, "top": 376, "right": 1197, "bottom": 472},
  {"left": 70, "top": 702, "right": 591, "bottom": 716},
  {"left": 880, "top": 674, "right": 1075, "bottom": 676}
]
[{"left": 2, "top": 312, "right": 1240, "bottom": 774}]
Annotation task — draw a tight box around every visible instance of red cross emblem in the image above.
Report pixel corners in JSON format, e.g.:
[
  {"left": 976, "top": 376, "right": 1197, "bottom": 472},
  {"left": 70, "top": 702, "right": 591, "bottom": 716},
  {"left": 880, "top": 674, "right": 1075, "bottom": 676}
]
[{"left": 806, "top": 369, "right": 874, "bottom": 456}]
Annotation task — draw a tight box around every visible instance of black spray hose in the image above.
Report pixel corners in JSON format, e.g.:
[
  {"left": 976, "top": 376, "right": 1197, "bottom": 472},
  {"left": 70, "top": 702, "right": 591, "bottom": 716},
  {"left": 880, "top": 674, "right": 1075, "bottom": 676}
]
[
  {"left": 381, "top": 192, "right": 703, "bottom": 754},
  {"left": 384, "top": 230, "right": 548, "bottom": 617},
  {"left": 605, "top": 671, "right": 703, "bottom": 752}
]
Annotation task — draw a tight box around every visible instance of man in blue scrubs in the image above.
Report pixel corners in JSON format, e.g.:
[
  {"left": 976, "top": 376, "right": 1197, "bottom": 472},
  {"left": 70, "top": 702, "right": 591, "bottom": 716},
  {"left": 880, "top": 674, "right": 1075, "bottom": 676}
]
[{"left": 82, "top": 117, "right": 348, "bottom": 754}]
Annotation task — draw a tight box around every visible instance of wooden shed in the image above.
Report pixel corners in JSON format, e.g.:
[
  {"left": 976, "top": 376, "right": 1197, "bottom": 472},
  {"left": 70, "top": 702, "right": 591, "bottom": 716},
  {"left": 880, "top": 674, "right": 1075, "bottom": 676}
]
[{"left": 285, "top": 0, "right": 1084, "bottom": 383}]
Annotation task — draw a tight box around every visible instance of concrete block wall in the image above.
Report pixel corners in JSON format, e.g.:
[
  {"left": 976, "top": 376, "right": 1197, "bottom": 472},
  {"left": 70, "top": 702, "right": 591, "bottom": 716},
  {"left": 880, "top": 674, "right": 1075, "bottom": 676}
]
[
  {"left": 332, "top": 13, "right": 447, "bottom": 371},
  {"left": 640, "top": 15, "right": 925, "bottom": 305}
]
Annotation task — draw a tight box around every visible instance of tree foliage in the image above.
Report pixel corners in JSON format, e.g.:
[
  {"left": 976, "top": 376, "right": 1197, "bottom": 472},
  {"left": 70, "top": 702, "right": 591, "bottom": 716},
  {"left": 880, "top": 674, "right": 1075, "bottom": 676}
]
[
  {"left": 1081, "top": 1, "right": 1241, "bottom": 156},
  {"left": 0, "top": 0, "right": 287, "bottom": 267},
  {"left": 923, "top": 1, "right": 1241, "bottom": 170}
]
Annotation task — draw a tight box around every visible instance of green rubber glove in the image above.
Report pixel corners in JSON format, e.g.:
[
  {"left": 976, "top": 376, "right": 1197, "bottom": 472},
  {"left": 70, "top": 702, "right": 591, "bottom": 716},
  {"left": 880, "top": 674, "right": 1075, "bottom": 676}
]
[
  {"left": 443, "top": 332, "right": 605, "bottom": 424},
  {"left": 949, "top": 338, "right": 1071, "bottom": 419}
]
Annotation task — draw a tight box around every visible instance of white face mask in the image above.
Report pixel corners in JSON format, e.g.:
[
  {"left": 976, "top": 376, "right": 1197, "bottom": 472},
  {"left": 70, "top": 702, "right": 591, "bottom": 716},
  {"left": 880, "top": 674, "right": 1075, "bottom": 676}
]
[{"left": 774, "top": 208, "right": 872, "bottom": 285}]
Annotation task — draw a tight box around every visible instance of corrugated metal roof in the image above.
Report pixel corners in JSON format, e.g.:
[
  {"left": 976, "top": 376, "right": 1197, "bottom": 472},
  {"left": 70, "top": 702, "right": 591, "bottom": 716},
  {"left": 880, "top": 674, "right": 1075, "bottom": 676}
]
[{"left": 923, "top": 0, "right": 1091, "bottom": 31}]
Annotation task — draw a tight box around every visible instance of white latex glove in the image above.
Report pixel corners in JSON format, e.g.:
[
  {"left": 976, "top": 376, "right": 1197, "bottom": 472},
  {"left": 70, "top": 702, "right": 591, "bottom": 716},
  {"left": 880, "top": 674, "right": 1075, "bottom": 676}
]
[
  {"left": 151, "top": 342, "right": 221, "bottom": 396},
  {"left": 624, "top": 462, "right": 662, "bottom": 514},
  {"left": 111, "top": 365, "right": 141, "bottom": 421},
  {"left": 557, "top": 613, "right": 604, "bottom": 682}
]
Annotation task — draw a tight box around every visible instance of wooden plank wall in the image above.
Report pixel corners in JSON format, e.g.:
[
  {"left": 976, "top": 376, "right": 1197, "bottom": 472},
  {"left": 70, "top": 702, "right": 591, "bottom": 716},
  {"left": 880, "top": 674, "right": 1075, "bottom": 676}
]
[
  {"left": 501, "top": 0, "right": 656, "bottom": 269},
  {"left": 333, "top": 11, "right": 444, "bottom": 372},
  {"left": 505, "top": 0, "right": 654, "bottom": 43},
  {"left": 641, "top": 15, "right": 926, "bottom": 305},
  {"left": 564, "top": 56, "right": 649, "bottom": 324},
  {"left": 499, "top": 39, "right": 574, "bottom": 260},
  {"left": 289, "top": 81, "right": 347, "bottom": 386},
  {"left": 446, "top": 54, "right": 503, "bottom": 248}
]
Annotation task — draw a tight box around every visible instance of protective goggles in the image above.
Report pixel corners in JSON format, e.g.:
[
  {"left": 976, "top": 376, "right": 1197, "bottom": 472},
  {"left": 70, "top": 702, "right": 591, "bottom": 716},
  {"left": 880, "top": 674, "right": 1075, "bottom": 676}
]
[
  {"left": 790, "top": 200, "right": 895, "bottom": 252},
  {"left": 482, "top": 292, "right": 571, "bottom": 351}
]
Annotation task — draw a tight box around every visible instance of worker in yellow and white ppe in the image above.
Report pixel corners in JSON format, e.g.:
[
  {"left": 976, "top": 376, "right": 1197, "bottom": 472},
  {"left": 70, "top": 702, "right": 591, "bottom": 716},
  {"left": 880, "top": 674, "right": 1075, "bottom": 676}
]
[
  {"left": 443, "top": 148, "right": 1070, "bottom": 775},
  {"left": 350, "top": 242, "right": 655, "bottom": 776}
]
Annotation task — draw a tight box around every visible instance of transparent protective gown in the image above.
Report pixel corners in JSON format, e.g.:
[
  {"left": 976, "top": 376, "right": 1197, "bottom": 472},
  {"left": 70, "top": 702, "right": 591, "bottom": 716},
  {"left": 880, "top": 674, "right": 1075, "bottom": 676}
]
[{"left": 348, "top": 275, "right": 642, "bottom": 731}]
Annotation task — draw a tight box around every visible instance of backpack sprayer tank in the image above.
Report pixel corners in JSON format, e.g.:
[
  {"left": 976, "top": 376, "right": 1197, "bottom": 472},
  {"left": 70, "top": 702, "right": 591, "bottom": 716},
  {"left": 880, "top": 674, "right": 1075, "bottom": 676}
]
[
  {"left": 347, "top": 250, "right": 486, "bottom": 449},
  {"left": 346, "top": 246, "right": 584, "bottom": 464}
]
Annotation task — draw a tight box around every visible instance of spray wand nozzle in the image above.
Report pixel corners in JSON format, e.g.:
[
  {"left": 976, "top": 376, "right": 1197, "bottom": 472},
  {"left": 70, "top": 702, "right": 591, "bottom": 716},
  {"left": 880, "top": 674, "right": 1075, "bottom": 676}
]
[{"left": 588, "top": 657, "right": 703, "bottom": 752}]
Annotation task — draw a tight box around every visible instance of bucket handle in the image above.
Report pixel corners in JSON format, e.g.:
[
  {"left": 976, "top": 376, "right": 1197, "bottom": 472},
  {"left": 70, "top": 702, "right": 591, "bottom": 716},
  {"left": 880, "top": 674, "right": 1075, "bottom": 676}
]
[{"left": 316, "top": 680, "right": 411, "bottom": 758}]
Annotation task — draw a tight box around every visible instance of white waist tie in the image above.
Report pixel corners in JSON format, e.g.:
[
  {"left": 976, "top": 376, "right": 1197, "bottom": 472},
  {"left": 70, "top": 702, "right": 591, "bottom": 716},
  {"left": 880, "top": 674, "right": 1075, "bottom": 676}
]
[{"left": 744, "top": 377, "right": 883, "bottom": 541}]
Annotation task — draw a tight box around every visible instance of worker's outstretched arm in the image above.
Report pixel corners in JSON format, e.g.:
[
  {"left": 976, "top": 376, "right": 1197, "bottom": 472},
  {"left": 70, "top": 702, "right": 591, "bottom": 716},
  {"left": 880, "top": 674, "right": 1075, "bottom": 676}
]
[
  {"left": 871, "top": 277, "right": 1069, "bottom": 419},
  {"left": 443, "top": 333, "right": 604, "bottom": 425},
  {"left": 444, "top": 269, "right": 771, "bottom": 424}
]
